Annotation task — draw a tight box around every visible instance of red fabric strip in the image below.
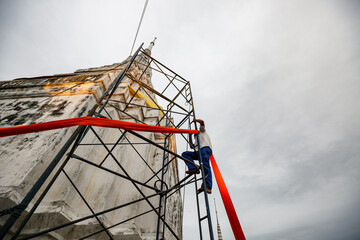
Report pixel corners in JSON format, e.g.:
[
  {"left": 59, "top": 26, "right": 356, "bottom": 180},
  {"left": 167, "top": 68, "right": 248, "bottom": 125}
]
[
  {"left": 210, "top": 155, "right": 246, "bottom": 240},
  {"left": 0, "top": 116, "right": 199, "bottom": 137}
]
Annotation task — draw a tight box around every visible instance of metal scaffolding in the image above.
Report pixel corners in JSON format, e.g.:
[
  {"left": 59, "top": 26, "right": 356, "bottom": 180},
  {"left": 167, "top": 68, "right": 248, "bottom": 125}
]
[{"left": 0, "top": 44, "right": 214, "bottom": 240}]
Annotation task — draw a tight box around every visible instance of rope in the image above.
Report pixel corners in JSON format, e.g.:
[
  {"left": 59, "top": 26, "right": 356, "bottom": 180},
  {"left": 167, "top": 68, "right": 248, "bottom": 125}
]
[{"left": 130, "top": 0, "right": 150, "bottom": 56}]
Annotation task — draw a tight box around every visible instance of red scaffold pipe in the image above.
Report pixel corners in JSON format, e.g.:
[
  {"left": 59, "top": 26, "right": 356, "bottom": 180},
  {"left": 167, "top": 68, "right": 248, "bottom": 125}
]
[
  {"left": 0, "top": 116, "right": 199, "bottom": 137},
  {"left": 210, "top": 155, "right": 246, "bottom": 240}
]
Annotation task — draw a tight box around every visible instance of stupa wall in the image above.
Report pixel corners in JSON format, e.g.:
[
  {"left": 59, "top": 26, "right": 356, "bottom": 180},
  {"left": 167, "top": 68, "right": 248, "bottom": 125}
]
[{"left": 0, "top": 59, "right": 182, "bottom": 239}]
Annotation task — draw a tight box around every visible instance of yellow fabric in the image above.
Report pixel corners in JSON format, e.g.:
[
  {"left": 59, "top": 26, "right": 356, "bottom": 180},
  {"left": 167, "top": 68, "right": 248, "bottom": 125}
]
[{"left": 128, "top": 86, "right": 164, "bottom": 117}]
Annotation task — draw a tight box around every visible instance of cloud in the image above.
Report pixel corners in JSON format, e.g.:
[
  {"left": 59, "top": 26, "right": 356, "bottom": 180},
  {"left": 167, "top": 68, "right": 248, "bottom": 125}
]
[{"left": 203, "top": 1, "right": 360, "bottom": 239}]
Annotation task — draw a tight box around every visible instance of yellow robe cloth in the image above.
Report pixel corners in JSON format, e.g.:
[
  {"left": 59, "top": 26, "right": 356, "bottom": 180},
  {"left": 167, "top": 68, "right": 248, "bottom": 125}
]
[{"left": 128, "top": 86, "right": 164, "bottom": 117}]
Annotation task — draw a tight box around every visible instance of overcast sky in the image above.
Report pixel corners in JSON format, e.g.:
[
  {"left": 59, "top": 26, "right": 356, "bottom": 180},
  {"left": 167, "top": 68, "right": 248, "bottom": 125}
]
[{"left": 1, "top": 0, "right": 360, "bottom": 239}]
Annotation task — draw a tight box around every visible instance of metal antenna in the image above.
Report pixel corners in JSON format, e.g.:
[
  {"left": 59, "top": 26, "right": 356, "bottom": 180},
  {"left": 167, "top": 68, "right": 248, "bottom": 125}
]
[{"left": 214, "top": 198, "right": 223, "bottom": 240}]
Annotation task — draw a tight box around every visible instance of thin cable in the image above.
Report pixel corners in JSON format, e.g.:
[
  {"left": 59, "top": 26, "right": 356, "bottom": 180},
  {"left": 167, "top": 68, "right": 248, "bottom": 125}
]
[{"left": 130, "top": 0, "right": 149, "bottom": 56}]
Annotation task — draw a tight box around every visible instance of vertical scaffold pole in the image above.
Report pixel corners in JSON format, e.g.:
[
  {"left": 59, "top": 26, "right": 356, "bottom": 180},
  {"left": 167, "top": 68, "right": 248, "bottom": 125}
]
[{"left": 156, "top": 116, "right": 171, "bottom": 240}]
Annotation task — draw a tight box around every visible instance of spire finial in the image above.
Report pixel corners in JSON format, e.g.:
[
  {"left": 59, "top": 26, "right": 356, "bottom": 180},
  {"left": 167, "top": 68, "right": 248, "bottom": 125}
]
[
  {"left": 151, "top": 37, "right": 157, "bottom": 46},
  {"left": 144, "top": 37, "right": 157, "bottom": 56},
  {"left": 147, "top": 37, "right": 157, "bottom": 51}
]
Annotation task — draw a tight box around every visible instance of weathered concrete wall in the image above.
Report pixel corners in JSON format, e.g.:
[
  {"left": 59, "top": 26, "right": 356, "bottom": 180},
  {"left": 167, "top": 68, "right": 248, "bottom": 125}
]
[{"left": 0, "top": 53, "right": 182, "bottom": 239}]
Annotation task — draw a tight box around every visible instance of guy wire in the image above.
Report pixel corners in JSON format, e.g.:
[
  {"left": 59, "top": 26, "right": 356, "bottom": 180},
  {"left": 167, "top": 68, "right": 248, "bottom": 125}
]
[{"left": 130, "top": 0, "right": 149, "bottom": 56}]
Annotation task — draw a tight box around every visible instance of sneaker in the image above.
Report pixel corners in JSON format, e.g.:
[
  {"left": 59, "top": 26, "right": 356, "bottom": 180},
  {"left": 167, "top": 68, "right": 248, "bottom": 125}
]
[
  {"left": 186, "top": 169, "right": 200, "bottom": 175},
  {"left": 197, "top": 187, "right": 212, "bottom": 194}
]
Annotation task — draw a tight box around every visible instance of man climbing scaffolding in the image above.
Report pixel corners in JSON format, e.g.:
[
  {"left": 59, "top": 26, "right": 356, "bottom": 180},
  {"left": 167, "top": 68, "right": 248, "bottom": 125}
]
[{"left": 182, "top": 119, "right": 213, "bottom": 194}]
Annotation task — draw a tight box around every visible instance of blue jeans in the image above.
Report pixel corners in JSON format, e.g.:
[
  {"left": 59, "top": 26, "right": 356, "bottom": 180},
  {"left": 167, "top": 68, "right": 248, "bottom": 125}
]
[{"left": 182, "top": 147, "right": 212, "bottom": 189}]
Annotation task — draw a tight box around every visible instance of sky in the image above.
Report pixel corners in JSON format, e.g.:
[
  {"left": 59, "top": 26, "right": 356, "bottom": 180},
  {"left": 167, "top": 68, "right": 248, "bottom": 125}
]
[{"left": 1, "top": 0, "right": 360, "bottom": 239}]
